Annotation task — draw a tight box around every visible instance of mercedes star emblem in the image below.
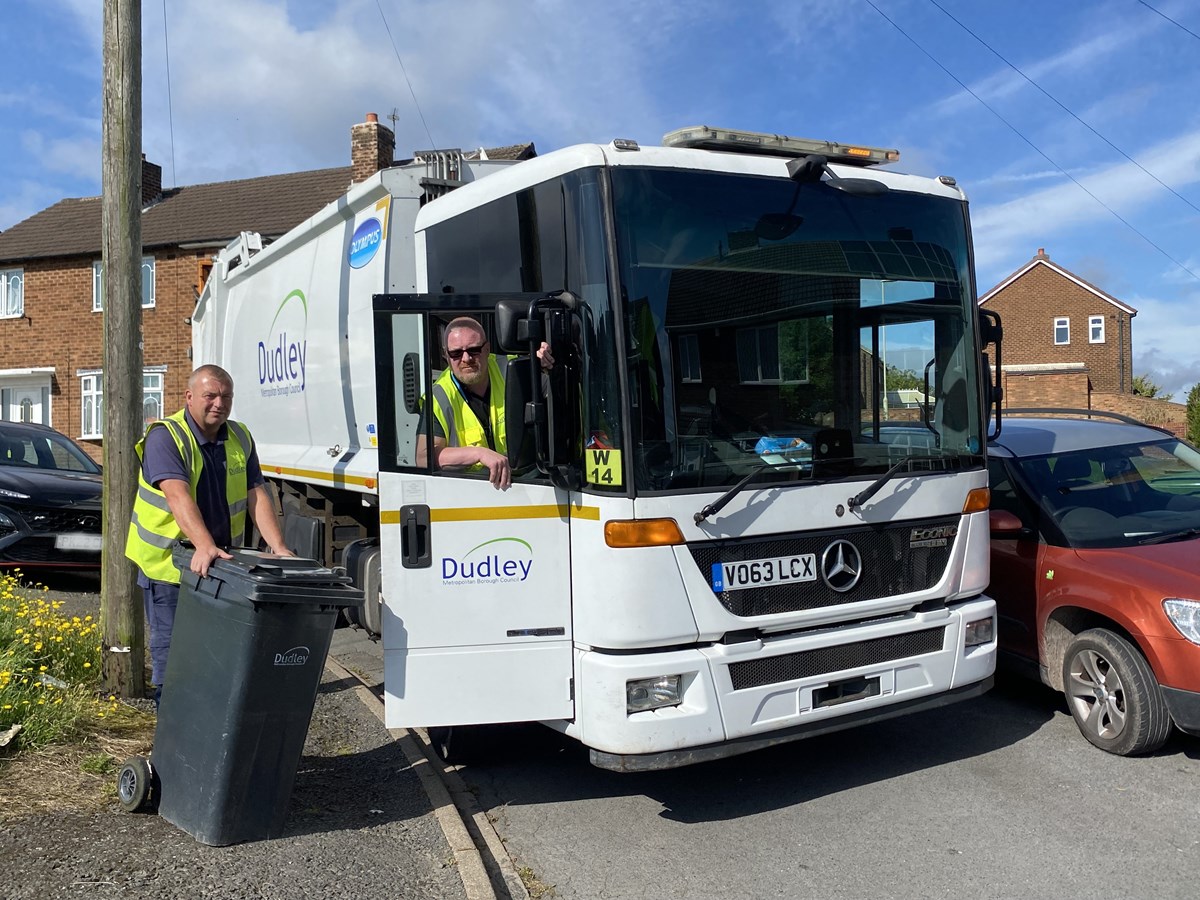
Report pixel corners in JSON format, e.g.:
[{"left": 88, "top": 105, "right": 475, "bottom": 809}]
[{"left": 821, "top": 539, "right": 863, "bottom": 593}]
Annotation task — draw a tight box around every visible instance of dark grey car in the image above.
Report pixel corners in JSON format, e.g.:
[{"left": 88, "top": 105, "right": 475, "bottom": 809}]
[{"left": 0, "top": 421, "right": 103, "bottom": 569}]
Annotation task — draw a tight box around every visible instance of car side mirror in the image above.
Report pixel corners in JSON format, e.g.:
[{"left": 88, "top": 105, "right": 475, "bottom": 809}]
[{"left": 988, "top": 509, "right": 1024, "bottom": 535}]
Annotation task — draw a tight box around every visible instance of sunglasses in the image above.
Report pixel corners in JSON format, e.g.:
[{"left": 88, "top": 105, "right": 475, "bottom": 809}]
[{"left": 447, "top": 344, "right": 486, "bottom": 361}]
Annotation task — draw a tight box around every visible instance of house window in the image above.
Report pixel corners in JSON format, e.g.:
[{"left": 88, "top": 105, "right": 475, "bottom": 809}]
[
  {"left": 1089, "top": 315, "right": 1105, "bottom": 343},
  {"left": 92, "top": 257, "right": 156, "bottom": 311},
  {"left": 142, "top": 372, "right": 164, "bottom": 426},
  {"left": 81, "top": 373, "right": 103, "bottom": 438},
  {"left": 79, "top": 368, "right": 166, "bottom": 438},
  {"left": 736, "top": 322, "right": 809, "bottom": 384},
  {"left": 1053, "top": 317, "right": 1070, "bottom": 345},
  {"left": 0, "top": 268, "right": 23, "bottom": 318},
  {"left": 678, "top": 334, "right": 702, "bottom": 382}
]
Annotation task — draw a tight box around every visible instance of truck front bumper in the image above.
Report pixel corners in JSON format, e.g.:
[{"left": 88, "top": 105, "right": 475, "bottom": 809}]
[{"left": 571, "top": 595, "right": 997, "bottom": 771}]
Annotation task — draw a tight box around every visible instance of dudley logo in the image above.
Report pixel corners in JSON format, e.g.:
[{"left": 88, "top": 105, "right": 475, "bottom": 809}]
[
  {"left": 258, "top": 289, "right": 307, "bottom": 398},
  {"left": 441, "top": 537, "right": 533, "bottom": 585}
]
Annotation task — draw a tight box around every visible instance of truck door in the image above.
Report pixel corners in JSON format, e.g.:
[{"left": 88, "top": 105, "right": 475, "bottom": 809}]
[{"left": 374, "top": 302, "right": 575, "bottom": 728}]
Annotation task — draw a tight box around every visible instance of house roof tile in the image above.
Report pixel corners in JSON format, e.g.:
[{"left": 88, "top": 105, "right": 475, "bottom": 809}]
[{"left": 0, "top": 167, "right": 352, "bottom": 263}]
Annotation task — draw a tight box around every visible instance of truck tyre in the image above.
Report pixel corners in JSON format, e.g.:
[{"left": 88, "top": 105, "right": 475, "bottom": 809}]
[
  {"left": 426, "top": 726, "right": 487, "bottom": 765},
  {"left": 1061, "top": 628, "right": 1172, "bottom": 756}
]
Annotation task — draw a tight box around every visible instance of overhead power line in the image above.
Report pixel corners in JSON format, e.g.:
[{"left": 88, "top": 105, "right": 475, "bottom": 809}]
[
  {"left": 928, "top": 0, "right": 1200, "bottom": 218},
  {"left": 375, "top": 0, "right": 437, "bottom": 151},
  {"left": 1137, "top": 0, "right": 1200, "bottom": 43},
  {"left": 860, "top": 0, "right": 1200, "bottom": 283}
]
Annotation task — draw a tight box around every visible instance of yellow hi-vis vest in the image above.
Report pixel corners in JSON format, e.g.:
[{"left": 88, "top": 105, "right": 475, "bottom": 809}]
[
  {"left": 124, "top": 409, "right": 252, "bottom": 583},
  {"left": 430, "top": 354, "right": 508, "bottom": 464}
]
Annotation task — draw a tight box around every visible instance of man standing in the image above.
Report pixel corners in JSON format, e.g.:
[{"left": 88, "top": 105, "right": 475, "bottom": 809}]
[
  {"left": 419, "top": 316, "right": 553, "bottom": 490},
  {"left": 125, "top": 364, "right": 292, "bottom": 698}
]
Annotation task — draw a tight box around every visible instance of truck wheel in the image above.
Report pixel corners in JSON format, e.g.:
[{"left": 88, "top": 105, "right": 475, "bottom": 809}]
[
  {"left": 426, "top": 726, "right": 487, "bottom": 765},
  {"left": 116, "top": 756, "right": 156, "bottom": 813},
  {"left": 1061, "top": 628, "right": 1172, "bottom": 756}
]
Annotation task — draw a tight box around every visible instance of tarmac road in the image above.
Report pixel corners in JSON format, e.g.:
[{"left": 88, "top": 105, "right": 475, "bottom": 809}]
[{"left": 449, "top": 676, "right": 1200, "bottom": 900}]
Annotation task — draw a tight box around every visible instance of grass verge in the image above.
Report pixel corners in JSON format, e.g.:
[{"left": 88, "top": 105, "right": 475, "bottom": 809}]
[{"left": 0, "top": 572, "right": 155, "bottom": 819}]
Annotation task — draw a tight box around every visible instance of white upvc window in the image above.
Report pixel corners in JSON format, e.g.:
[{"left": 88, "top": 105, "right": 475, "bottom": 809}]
[
  {"left": 1089, "top": 315, "right": 1105, "bottom": 343},
  {"left": 142, "top": 371, "right": 164, "bottom": 426},
  {"left": 80, "top": 373, "right": 104, "bottom": 438},
  {"left": 678, "top": 333, "right": 702, "bottom": 382},
  {"left": 0, "top": 268, "right": 23, "bottom": 318},
  {"left": 736, "top": 322, "right": 810, "bottom": 384},
  {"left": 1053, "top": 317, "right": 1070, "bottom": 345},
  {"left": 79, "top": 367, "right": 167, "bottom": 438},
  {"left": 92, "top": 257, "right": 156, "bottom": 311}
]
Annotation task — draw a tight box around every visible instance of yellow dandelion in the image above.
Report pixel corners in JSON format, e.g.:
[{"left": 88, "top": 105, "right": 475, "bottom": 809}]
[{"left": 83, "top": 662, "right": 91, "bottom": 668}]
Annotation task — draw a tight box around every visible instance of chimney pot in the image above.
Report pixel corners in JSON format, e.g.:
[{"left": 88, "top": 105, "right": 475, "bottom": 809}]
[{"left": 366, "top": 112, "right": 378, "bottom": 123}]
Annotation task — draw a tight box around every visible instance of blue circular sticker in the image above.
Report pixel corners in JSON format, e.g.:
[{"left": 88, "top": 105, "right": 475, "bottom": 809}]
[{"left": 348, "top": 217, "right": 382, "bottom": 268}]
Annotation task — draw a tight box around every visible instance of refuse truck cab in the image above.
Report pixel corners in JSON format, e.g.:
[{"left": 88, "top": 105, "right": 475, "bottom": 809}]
[{"left": 196, "top": 126, "right": 1003, "bottom": 771}]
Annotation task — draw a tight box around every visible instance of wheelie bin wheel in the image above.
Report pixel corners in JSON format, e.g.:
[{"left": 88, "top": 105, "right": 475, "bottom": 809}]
[{"left": 117, "top": 756, "right": 157, "bottom": 813}]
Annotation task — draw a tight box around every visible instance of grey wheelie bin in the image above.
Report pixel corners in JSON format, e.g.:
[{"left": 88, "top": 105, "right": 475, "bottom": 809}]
[{"left": 149, "top": 544, "right": 362, "bottom": 845}]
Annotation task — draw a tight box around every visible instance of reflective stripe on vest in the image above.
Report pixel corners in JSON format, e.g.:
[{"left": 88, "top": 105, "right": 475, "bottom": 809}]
[
  {"left": 430, "top": 355, "right": 508, "bottom": 463},
  {"left": 124, "top": 410, "right": 252, "bottom": 583}
]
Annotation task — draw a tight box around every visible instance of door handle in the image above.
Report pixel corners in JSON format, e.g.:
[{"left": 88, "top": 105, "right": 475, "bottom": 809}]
[{"left": 400, "top": 504, "right": 431, "bottom": 569}]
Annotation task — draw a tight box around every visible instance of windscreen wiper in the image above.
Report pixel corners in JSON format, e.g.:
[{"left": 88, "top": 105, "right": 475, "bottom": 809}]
[
  {"left": 847, "top": 454, "right": 963, "bottom": 511},
  {"left": 1138, "top": 527, "right": 1200, "bottom": 546},
  {"left": 692, "top": 456, "right": 822, "bottom": 525}
]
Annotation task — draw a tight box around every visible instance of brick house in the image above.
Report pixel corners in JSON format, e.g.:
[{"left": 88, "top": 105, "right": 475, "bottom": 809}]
[
  {"left": 979, "top": 248, "right": 1187, "bottom": 435},
  {"left": 0, "top": 113, "right": 533, "bottom": 462}
]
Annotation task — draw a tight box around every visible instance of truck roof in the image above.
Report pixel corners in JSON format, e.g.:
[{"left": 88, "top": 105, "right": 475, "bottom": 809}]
[{"left": 415, "top": 140, "right": 968, "bottom": 232}]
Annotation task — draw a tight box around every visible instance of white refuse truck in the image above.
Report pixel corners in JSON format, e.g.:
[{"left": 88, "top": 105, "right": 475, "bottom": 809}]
[{"left": 193, "top": 126, "right": 1003, "bottom": 770}]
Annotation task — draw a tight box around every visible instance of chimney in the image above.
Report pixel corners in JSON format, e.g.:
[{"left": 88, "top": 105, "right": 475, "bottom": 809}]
[
  {"left": 141, "top": 154, "right": 162, "bottom": 206},
  {"left": 1035, "top": 247, "right": 1047, "bottom": 259},
  {"left": 351, "top": 112, "right": 395, "bottom": 184}
]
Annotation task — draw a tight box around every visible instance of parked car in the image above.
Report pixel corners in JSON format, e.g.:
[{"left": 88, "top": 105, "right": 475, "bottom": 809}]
[
  {"left": 987, "top": 415, "right": 1200, "bottom": 755},
  {"left": 0, "top": 422, "right": 103, "bottom": 569}
]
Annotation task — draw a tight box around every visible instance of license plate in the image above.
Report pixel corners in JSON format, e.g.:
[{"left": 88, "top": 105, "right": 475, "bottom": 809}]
[
  {"left": 712, "top": 553, "right": 817, "bottom": 592},
  {"left": 55, "top": 533, "right": 102, "bottom": 552}
]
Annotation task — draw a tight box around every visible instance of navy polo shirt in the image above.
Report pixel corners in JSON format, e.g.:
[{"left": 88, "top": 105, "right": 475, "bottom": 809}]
[{"left": 139, "top": 410, "right": 264, "bottom": 582}]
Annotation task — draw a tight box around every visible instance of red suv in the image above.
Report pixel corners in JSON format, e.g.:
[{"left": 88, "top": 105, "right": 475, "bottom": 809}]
[{"left": 987, "top": 415, "right": 1200, "bottom": 755}]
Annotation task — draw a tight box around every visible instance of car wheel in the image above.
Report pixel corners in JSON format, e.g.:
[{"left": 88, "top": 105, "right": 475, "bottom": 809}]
[{"left": 1061, "top": 628, "right": 1172, "bottom": 756}]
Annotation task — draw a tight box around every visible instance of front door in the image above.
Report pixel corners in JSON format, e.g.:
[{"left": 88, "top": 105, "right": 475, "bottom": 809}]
[
  {"left": 1, "top": 383, "right": 48, "bottom": 425},
  {"left": 376, "top": 306, "right": 575, "bottom": 728}
]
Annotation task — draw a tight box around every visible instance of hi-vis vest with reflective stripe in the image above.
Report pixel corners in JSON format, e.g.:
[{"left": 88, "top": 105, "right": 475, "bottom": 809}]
[
  {"left": 431, "top": 354, "right": 508, "bottom": 463},
  {"left": 124, "top": 409, "right": 252, "bottom": 584}
]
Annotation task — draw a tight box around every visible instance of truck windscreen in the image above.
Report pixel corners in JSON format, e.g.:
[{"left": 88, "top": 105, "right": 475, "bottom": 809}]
[{"left": 609, "top": 166, "right": 982, "bottom": 494}]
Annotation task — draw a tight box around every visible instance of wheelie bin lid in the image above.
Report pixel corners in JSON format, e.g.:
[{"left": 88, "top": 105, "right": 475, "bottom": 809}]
[{"left": 173, "top": 543, "right": 364, "bottom": 609}]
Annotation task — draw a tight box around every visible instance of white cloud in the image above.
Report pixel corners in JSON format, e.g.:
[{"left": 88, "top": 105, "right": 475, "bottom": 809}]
[
  {"left": 971, "top": 127, "right": 1200, "bottom": 274},
  {"left": 930, "top": 12, "right": 1152, "bottom": 119},
  {"left": 1126, "top": 292, "right": 1200, "bottom": 399}
]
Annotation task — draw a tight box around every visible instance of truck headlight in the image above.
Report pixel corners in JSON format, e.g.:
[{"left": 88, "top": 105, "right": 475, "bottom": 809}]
[
  {"left": 964, "top": 616, "right": 994, "bottom": 648},
  {"left": 626, "top": 675, "right": 682, "bottom": 713},
  {"left": 1164, "top": 598, "right": 1200, "bottom": 645}
]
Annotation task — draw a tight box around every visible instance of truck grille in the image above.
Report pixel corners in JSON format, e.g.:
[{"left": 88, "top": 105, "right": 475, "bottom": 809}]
[
  {"left": 689, "top": 516, "right": 958, "bottom": 618},
  {"left": 727, "top": 626, "right": 946, "bottom": 690}
]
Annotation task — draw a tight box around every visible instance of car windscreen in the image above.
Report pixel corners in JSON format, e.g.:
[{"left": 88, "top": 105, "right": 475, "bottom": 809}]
[
  {"left": 0, "top": 428, "right": 101, "bottom": 474},
  {"left": 1014, "top": 438, "right": 1200, "bottom": 547}
]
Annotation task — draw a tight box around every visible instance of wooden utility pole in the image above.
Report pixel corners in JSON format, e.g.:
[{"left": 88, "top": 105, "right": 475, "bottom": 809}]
[{"left": 100, "top": 0, "right": 145, "bottom": 698}]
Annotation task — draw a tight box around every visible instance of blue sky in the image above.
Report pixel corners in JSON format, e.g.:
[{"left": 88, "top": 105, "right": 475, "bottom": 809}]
[{"left": 3, "top": 0, "right": 1199, "bottom": 398}]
